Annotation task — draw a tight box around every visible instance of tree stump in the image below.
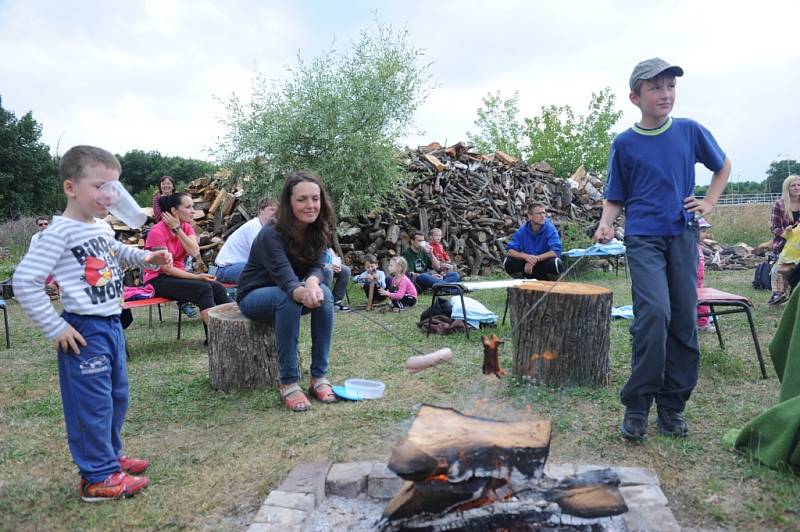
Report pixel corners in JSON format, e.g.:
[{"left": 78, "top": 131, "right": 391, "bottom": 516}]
[
  {"left": 207, "top": 302, "right": 280, "bottom": 392},
  {"left": 508, "top": 281, "right": 612, "bottom": 387}
]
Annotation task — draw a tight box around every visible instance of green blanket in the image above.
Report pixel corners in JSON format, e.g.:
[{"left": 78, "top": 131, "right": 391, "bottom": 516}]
[{"left": 724, "top": 287, "right": 800, "bottom": 472}]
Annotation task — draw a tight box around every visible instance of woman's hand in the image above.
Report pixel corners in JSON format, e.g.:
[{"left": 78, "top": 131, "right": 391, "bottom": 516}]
[
  {"left": 378, "top": 288, "right": 390, "bottom": 297},
  {"left": 162, "top": 212, "right": 180, "bottom": 231},
  {"left": 196, "top": 273, "right": 216, "bottom": 282}
]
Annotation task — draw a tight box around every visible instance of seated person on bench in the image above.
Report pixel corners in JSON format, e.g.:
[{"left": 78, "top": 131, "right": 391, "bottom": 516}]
[
  {"left": 213, "top": 198, "right": 277, "bottom": 284},
  {"left": 144, "top": 193, "right": 230, "bottom": 325},
  {"left": 402, "top": 231, "right": 461, "bottom": 291},
  {"left": 503, "top": 202, "right": 562, "bottom": 280}
]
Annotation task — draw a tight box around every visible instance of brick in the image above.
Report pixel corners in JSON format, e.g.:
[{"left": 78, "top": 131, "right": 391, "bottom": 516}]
[
  {"left": 253, "top": 504, "right": 307, "bottom": 527},
  {"left": 326, "top": 461, "right": 373, "bottom": 498},
  {"left": 613, "top": 466, "right": 660, "bottom": 486},
  {"left": 278, "top": 461, "right": 331, "bottom": 507},
  {"left": 367, "top": 462, "right": 404, "bottom": 499},
  {"left": 264, "top": 490, "right": 316, "bottom": 512},
  {"left": 620, "top": 485, "right": 669, "bottom": 507},
  {"left": 623, "top": 504, "right": 680, "bottom": 531}
]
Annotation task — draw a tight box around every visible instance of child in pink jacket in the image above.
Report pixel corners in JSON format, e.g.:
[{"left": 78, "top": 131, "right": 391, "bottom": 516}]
[
  {"left": 378, "top": 257, "right": 418, "bottom": 311},
  {"left": 697, "top": 218, "right": 712, "bottom": 331}
]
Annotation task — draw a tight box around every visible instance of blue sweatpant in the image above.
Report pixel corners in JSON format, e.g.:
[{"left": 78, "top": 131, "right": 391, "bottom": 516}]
[
  {"left": 621, "top": 226, "right": 699, "bottom": 414},
  {"left": 57, "top": 312, "right": 127, "bottom": 483}
]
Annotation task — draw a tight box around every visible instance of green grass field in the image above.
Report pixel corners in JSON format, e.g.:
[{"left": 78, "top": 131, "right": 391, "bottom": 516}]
[{"left": 1, "top": 267, "right": 798, "bottom": 530}]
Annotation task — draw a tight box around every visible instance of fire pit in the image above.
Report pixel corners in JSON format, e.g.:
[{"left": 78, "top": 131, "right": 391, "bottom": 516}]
[{"left": 248, "top": 406, "right": 680, "bottom": 532}]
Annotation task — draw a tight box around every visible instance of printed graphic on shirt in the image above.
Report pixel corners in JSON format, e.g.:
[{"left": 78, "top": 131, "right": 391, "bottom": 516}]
[{"left": 70, "top": 236, "right": 125, "bottom": 305}]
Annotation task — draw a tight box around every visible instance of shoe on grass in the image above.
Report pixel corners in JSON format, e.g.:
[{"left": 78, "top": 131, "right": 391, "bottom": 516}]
[
  {"left": 80, "top": 471, "right": 149, "bottom": 502},
  {"left": 180, "top": 302, "right": 199, "bottom": 318},
  {"left": 656, "top": 408, "right": 688, "bottom": 437},
  {"left": 620, "top": 410, "right": 647, "bottom": 441},
  {"left": 119, "top": 455, "right": 149, "bottom": 475},
  {"left": 334, "top": 301, "right": 351, "bottom": 312},
  {"left": 767, "top": 291, "right": 787, "bottom": 306}
]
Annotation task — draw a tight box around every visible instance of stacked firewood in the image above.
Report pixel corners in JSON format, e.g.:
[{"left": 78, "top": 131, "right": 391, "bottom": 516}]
[
  {"left": 338, "top": 142, "right": 606, "bottom": 276},
  {"left": 701, "top": 236, "right": 771, "bottom": 271},
  {"left": 107, "top": 173, "right": 250, "bottom": 270}
]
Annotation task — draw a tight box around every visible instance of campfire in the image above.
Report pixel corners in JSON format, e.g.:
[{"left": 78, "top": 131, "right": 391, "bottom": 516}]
[{"left": 379, "top": 405, "right": 627, "bottom": 531}]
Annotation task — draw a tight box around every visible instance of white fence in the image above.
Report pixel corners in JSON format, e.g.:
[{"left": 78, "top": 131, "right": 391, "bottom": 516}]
[{"left": 697, "top": 193, "right": 780, "bottom": 205}]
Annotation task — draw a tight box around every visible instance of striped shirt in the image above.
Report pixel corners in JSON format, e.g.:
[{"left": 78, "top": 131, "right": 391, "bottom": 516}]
[{"left": 13, "top": 216, "right": 152, "bottom": 340}]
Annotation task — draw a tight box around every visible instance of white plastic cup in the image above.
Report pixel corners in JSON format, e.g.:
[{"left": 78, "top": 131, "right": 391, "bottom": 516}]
[
  {"left": 98, "top": 181, "right": 147, "bottom": 228},
  {"left": 420, "top": 241, "right": 430, "bottom": 251},
  {"left": 331, "top": 256, "right": 342, "bottom": 267}
]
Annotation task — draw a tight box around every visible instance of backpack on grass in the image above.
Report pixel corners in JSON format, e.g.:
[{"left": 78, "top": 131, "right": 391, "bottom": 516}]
[{"left": 752, "top": 256, "right": 773, "bottom": 290}]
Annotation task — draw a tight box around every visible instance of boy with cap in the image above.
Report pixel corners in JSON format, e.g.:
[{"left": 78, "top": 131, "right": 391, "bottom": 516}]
[{"left": 594, "top": 58, "right": 730, "bottom": 440}]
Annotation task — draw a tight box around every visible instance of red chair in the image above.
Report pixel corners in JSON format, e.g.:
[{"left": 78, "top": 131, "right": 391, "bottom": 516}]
[{"left": 696, "top": 287, "right": 768, "bottom": 378}]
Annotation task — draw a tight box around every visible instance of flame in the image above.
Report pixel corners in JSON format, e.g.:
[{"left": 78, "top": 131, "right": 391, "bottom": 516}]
[
  {"left": 543, "top": 351, "right": 557, "bottom": 361},
  {"left": 427, "top": 474, "right": 449, "bottom": 482}
]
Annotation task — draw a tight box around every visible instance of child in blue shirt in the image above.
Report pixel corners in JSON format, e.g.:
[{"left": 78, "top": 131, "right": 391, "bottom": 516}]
[{"left": 594, "top": 58, "right": 730, "bottom": 441}]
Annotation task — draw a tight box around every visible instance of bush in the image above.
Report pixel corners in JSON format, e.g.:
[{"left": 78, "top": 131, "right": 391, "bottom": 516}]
[{"left": 0, "top": 216, "right": 38, "bottom": 280}]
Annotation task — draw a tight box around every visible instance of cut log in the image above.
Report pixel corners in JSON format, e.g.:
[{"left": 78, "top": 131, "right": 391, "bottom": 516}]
[
  {"left": 388, "top": 405, "right": 551, "bottom": 483},
  {"left": 207, "top": 302, "right": 280, "bottom": 392},
  {"left": 508, "top": 281, "right": 612, "bottom": 387}
]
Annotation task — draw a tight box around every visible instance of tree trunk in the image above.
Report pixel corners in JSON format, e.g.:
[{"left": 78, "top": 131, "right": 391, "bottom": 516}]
[
  {"left": 509, "top": 281, "right": 612, "bottom": 387},
  {"left": 207, "top": 302, "right": 280, "bottom": 392}
]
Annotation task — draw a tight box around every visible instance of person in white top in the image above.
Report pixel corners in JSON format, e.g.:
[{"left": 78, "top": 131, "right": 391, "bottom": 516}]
[{"left": 213, "top": 198, "right": 277, "bottom": 284}]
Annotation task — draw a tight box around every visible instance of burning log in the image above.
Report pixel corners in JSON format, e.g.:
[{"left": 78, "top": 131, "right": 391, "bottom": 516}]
[
  {"left": 381, "top": 406, "right": 627, "bottom": 531},
  {"left": 508, "top": 281, "right": 612, "bottom": 387}
]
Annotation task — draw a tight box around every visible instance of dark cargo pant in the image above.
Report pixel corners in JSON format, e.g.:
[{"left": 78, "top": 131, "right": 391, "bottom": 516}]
[{"left": 621, "top": 226, "right": 699, "bottom": 414}]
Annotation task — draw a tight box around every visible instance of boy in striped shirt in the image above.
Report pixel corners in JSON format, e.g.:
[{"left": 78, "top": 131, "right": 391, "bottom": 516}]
[{"left": 13, "top": 146, "right": 172, "bottom": 501}]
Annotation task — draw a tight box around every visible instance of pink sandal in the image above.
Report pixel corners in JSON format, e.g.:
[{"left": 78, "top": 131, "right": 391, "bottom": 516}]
[
  {"left": 308, "top": 377, "right": 337, "bottom": 404},
  {"left": 280, "top": 383, "right": 311, "bottom": 412}
]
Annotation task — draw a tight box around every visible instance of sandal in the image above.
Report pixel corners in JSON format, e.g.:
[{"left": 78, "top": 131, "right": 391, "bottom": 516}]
[
  {"left": 309, "top": 377, "right": 337, "bottom": 404},
  {"left": 280, "top": 383, "right": 311, "bottom": 412}
]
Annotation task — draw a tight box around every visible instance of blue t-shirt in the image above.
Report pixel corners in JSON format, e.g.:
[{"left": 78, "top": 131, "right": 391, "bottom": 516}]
[
  {"left": 506, "top": 219, "right": 562, "bottom": 257},
  {"left": 604, "top": 117, "right": 726, "bottom": 237}
]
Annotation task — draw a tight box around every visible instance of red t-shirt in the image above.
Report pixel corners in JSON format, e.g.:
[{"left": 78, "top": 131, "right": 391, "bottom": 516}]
[
  {"left": 429, "top": 241, "right": 451, "bottom": 263},
  {"left": 143, "top": 220, "right": 196, "bottom": 284}
]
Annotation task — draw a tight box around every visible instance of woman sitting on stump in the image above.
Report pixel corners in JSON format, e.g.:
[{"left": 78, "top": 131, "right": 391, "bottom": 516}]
[
  {"left": 236, "top": 170, "right": 336, "bottom": 412},
  {"left": 144, "top": 193, "right": 230, "bottom": 324}
]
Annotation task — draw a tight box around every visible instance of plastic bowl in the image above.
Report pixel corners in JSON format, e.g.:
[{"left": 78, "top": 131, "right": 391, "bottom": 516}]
[{"left": 344, "top": 378, "right": 385, "bottom": 399}]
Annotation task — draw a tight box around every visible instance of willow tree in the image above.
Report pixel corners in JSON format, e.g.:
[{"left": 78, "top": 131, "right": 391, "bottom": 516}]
[{"left": 214, "top": 23, "right": 431, "bottom": 220}]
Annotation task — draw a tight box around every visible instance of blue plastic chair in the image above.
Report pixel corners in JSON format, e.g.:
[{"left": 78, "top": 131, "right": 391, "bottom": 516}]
[{"left": 0, "top": 298, "right": 9, "bottom": 348}]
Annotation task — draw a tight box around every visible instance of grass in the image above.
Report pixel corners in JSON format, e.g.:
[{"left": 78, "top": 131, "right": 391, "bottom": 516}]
[
  {"left": 1, "top": 267, "right": 799, "bottom": 530},
  {"left": 706, "top": 203, "right": 773, "bottom": 247}
]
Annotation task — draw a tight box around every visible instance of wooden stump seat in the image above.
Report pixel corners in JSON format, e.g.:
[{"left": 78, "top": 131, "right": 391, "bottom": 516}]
[
  {"left": 508, "top": 281, "right": 612, "bottom": 387},
  {"left": 207, "top": 302, "right": 280, "bottom": 392}
]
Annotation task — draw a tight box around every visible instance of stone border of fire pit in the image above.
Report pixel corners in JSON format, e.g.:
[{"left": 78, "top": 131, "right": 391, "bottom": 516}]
[{"left": 247, "top": 461, "right": 680, "bottom": 531}]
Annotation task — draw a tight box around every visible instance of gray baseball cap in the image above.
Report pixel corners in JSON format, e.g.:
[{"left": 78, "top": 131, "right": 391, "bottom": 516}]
[{"left": 629, "top": 58, "right": 684, "bottom": 90}]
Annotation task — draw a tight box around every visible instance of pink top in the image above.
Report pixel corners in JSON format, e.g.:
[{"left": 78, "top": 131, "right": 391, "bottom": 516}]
[
  {"left": 429, "top": 241, "right": 451, "bottom": 263},
  {"left": 143, "top": 220, "right": 196, "bottom": 284},
  {"left": 386, "top": 275, "right": 418, "bottom": 300}
]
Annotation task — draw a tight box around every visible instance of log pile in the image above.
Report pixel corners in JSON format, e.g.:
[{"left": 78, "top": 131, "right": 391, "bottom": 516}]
[
  {"left": 337, "top": 142, "right": 607, "bottom": 276},
  {"left": 701, "top": 235, "right": 770, "bottom": 271}
]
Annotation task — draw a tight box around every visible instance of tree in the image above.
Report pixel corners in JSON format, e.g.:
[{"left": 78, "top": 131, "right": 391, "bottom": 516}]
[
  {"left": 118, "top": 150, "right": 217, "bottom": 194},
  {"left": 0, "top": 96, "right": 62, "bottom": 221},
  {"left": 524, "top": 88, "right": 623, "bottom": 178},
  {"left": 467, "top": 91, "right": 525, "bottom": 159},
  {"left": 213, "top": 23, "right": 431, "bottom": 219},
  {"left": 765, "top": 159, "right": 800, "bottom": 194}
]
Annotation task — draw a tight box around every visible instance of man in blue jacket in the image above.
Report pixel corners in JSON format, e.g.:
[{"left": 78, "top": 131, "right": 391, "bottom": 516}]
[{"left": 503, "top": 202, "right": 562, "bottom": 280}]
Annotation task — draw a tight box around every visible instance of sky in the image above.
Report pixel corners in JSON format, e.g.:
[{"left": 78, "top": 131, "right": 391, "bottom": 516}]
[{"left": 1, "top": 0, "right": 799, "bottom": 186}]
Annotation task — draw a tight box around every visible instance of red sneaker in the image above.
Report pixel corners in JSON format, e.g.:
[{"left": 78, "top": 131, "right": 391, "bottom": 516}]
[
  {"left": 119, "top": 455, "right": 149, "bottom": 474},
  {"left": 80, "top": 471, "right": 149, "bottom": 502}
]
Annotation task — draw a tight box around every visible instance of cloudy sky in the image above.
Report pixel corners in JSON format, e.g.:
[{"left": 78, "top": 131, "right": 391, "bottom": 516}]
[{"left": 2, "top": 0, "right": 798, "bottom": 185}]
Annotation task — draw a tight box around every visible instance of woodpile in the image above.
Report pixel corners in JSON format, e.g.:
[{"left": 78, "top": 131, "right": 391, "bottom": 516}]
[
  {"left": 337, "top": 142, "right": 606, "bottom": 276},
  {"left": 701, "top": 235, "right": 770, "bottom": 271}
]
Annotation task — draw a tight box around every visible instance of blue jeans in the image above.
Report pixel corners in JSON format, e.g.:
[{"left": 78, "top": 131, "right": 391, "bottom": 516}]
[
  {"left": 238, "top": 284, "right": 334, "bottom": 385},
  {"left": 58, "top": 312, "right": 128, "bottom": 483},
  {"left": 415, "top": 271, "right": 461, "bottom": 290},
  {"left": 215, "top": 262, "right": 246, "bottom": 284},
  {"left": 621, "top": 227, "right": 699, "bottom": 414}
]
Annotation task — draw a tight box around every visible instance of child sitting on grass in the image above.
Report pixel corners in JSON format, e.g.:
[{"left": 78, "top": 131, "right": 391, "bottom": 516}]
[
  {"left": 13, "top": 145, "right": 172, "bottom": 502},
  {"left": 378, "top": 256, "right": 417, "bottom": 311},
  {"left": 429, "top": 228, "right": 454, "bottom": 273},
  {"left": 353, "top": 254, "right": 387, "bottom": 303}
]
